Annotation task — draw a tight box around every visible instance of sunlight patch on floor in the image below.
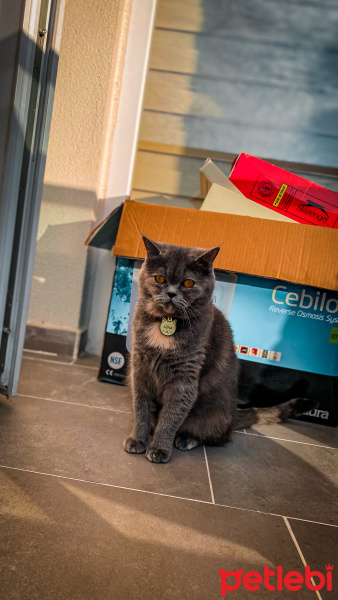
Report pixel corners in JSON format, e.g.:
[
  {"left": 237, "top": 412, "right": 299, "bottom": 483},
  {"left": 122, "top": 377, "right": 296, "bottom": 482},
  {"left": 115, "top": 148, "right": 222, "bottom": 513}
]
[{"left": 62, "top": 480, "right": 271, "bottom": 565}]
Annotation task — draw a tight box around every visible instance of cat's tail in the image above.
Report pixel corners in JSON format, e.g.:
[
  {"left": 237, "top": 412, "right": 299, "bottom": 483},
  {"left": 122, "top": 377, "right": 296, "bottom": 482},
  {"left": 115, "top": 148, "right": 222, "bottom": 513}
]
[{"left": 234, "top": 398, "right": 317, "bottom": 430}]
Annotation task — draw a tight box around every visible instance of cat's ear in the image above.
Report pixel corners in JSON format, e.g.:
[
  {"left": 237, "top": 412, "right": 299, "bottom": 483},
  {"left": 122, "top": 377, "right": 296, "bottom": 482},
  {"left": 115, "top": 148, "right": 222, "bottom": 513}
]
[
  {"left": 142, "top": 235, "right": 162, "bottom": 257},
  {"left": 193, "top": 246, "right": 220, "bottom": 270}
]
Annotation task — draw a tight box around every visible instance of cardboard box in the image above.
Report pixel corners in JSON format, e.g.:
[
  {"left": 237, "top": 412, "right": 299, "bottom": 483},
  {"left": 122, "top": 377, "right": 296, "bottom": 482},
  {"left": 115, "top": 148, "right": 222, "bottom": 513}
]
[
  {"left": 86, "top": 200, "right": 338, "bottom": 426},
  {"left": 101, "top": 200, "right": 338, "bottom": 292},
  {"left": 230, "top": 153, "right": 338, "bottom": 228}
]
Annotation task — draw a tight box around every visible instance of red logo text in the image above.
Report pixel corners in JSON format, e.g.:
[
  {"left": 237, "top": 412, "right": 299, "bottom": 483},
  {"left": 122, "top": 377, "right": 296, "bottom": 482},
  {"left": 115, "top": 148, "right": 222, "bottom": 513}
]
[{"left": 219, "top": 565, "right": 333, "bottom": 596}]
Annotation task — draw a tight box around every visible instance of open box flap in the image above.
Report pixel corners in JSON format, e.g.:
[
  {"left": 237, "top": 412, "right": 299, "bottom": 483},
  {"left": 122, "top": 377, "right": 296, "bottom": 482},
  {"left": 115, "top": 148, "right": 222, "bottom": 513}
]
[
  {"left": 85, "top": 204, "right": 123, "bottom": 250},
  {"left": 199, "top": 158, "right": 242, "bottom": 199}
]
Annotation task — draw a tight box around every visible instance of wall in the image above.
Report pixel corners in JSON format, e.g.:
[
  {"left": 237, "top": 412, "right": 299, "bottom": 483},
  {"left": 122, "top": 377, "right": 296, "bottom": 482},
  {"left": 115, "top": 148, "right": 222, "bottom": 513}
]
[
  {"left": 139, "top": 0, "right": 338, "bottom": 167},
  {"left": 131, "top": 0, "right": 338, "bottom": 247},
  {"left": 27, "top": 0, "right": 132, "bottom": 334}
]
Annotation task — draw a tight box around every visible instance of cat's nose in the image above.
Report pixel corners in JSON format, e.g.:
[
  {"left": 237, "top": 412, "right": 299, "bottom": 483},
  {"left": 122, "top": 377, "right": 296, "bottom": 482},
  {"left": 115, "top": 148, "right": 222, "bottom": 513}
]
[{"left": 167, "top": 292, "right": 177, "bottom": 298}]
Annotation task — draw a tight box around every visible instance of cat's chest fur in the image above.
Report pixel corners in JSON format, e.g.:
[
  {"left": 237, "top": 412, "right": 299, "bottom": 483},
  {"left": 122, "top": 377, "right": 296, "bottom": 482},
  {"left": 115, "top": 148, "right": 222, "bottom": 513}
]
[
  {"left": 145, "top": 321, "right": 177, "bottom": 350},
  {"left": 135, "top": 321, "right": 205, "bottom": 390}
]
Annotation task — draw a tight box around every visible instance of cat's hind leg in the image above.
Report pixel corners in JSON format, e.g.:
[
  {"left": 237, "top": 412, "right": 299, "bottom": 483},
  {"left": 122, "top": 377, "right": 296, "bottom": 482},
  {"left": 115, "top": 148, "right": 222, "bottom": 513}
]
[
  {"left": 174, "top": 428, "right": 231, "bottom": 450},
  {"left": 174, "top": 434, "right": 202, "bottom": 451},
  {"left": 176, "top": 409, "right": 233, "bottom": 450}
]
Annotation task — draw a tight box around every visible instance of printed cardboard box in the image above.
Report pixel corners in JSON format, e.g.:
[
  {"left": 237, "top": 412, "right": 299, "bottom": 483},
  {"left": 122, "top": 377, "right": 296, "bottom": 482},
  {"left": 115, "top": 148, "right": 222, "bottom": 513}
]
[
  {"left": 99, "top": 257, "right": 338, "bottom": 426},
  {"left": 86, "top": 200, "right": 338, "bottom": 427}
]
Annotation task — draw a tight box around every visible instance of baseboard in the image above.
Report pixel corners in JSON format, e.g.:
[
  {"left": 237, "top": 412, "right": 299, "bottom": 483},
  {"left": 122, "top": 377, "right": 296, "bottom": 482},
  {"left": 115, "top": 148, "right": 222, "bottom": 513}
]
[{"left": 24, "top": 324, "right": 87, "bottom": 359}]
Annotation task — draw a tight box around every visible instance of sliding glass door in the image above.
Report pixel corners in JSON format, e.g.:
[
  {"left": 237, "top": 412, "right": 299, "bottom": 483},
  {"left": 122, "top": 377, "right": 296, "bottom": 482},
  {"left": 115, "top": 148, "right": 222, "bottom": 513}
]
[{"left": 0, "top": 0, "right": 64, "bottom": 397}]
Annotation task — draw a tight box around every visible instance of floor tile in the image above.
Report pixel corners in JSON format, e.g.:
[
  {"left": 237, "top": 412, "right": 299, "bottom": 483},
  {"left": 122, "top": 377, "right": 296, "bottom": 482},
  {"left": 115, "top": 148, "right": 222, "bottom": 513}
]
[
  {"left": 287, "top": 519, "right": 338, "bottom": 599},
  {"left": 247, "top": 419, "right": 338, "bottom": 450},
  {"left": 207, "top": 432, "right": 338, "bottom": 524},
  {"left": 19, "top": 357, "right": 131, "bottom": 412},
  {"left": 0, "top": 396, "right": 211, "bottom": 502},
  {"left": 0, "top": 469, "right": 315, "bottom": 599}
]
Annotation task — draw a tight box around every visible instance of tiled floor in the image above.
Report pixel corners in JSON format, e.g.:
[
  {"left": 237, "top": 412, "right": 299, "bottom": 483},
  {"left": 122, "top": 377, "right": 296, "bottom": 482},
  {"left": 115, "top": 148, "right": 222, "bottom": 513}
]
[{"left": 0, "top": 352, "right": 337, "bottom": 599}]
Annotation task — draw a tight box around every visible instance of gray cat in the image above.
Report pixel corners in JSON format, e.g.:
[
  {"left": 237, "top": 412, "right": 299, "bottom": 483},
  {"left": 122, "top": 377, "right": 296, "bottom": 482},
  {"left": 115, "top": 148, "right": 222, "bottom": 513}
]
[{"left": 124, "top": 237, "right": 313, "bottom": 463}]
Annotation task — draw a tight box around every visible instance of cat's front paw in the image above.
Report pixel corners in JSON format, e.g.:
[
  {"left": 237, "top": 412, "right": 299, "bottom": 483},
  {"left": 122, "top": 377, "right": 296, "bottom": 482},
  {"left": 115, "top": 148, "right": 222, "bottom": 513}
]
[
  {"left": 124, "top": 436, "right": 147, "bottom": 454},
  {"left": 146, "top": 445, "right": 171, "bottom": 463}
]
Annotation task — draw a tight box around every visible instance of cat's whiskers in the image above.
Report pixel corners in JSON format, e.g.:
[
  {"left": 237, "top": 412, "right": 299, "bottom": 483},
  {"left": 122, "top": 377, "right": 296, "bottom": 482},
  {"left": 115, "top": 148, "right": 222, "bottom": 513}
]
[
  {"left": 153, "top": 294, "right": 170, "bottom": 305},
  {"left": 185, "top": 305, "right": 199, "bottom": 319},
  {"left": 187, "top": 305, "right": 203, "bottom": 319},
  {"left": 181, "top": 306, "right": 193, "bottom": 333}
]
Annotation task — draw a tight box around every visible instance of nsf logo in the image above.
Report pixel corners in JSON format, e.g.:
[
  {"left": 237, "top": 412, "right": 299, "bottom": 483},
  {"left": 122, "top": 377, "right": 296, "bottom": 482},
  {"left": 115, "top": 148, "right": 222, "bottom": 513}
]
[{"left": 107, "top": 352, "right": 125, "bottom": 370}]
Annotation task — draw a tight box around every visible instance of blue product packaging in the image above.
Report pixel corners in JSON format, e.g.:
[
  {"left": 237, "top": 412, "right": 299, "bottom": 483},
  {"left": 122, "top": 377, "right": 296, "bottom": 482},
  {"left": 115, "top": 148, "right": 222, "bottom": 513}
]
[
  {"left": 99, "top": 258, "right": 135, "bottom": 385},
  {"left": 99, "top": 258, "right": 338, "bottom": 425}
]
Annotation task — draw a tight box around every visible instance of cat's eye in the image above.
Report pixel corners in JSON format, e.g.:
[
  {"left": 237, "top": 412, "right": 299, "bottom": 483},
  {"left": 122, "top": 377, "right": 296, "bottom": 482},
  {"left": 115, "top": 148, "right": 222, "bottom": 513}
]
[
  {"left": 182, "top": 279, "right": 195, "bottom": 288},
  {"left": 155, "top": 275, "right": 166, "bottom": 284}
]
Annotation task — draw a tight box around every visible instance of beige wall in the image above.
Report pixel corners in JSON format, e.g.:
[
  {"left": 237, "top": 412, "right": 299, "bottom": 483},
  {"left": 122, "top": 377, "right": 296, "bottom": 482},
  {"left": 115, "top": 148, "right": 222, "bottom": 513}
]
[{"left": 28, "top": 0, "right": 132, "bottom": 331}]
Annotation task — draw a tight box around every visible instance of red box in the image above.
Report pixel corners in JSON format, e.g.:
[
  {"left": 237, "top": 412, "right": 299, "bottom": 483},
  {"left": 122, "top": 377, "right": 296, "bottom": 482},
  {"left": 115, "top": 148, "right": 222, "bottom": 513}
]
[{"left": 229, "top": 153, "right": 338, "bottom": 229}]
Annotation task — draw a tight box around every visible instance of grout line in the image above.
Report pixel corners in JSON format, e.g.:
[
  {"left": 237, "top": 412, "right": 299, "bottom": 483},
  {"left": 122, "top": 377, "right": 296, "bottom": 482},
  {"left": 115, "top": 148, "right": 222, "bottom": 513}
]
[
  {"left": 283, "top": 517, "right": 323, "bottom": 600},
  {"left": 214, "top": 501, "right": 338, "bottom": 529},
  {"left": 22, "top": 356, "right": 99, "bottom": 370},
  {"left": 234, "top": 430, "right": 337, "bottom": 450},
  {"left": 283, "top": 517, "right": 307, "bottom": 568},
  {"left": 0, "top": 464, "right": 213, "bottom": 506},
  {"left": 284, "top": 515, "right": 338, "bottom": 529},
  {"left": 203, "top": 445, "right": 215, "bottom": 504},
  {"left": 16, "top": 394, "right": 132, "bottom": 414},
  {"left": 1, "top": 463, "right": 337, "bottom": 529}
]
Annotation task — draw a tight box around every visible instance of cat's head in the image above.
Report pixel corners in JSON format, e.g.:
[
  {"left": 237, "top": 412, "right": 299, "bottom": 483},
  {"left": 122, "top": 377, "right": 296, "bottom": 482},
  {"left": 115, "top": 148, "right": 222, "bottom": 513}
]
[{"left": 138, "top": 236, "right": 220, "bottom": 318}]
